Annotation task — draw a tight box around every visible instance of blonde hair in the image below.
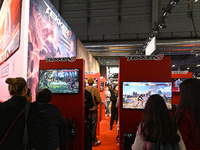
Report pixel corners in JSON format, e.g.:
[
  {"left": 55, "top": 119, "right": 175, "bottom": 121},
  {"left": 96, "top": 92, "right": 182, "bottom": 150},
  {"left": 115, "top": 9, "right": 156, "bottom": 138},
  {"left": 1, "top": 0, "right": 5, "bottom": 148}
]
[{"left": 5, "top": 77, "right": 27, "bottom": 96}]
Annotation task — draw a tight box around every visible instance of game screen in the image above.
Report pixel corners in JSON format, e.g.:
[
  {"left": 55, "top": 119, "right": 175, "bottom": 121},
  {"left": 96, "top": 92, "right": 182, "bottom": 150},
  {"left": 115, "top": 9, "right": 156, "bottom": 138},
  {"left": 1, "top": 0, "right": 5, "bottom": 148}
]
[
  {"left": 39, "top": 69, "right": 79, "bottom": 93},
  {"left": 0, "top": 0, "right": 21, "bottom": 64},
  {"left": 122, "top": 82, "right": 172, "bottom": 110},
  {"left": 85, "top": 78, "right": 98, "bottom": 88},
  {"left": 172, "top": 78, "right": 189, "bottom": 92},
  {"left": 100, "top": 81, "right": 104, "bottom": 91}
]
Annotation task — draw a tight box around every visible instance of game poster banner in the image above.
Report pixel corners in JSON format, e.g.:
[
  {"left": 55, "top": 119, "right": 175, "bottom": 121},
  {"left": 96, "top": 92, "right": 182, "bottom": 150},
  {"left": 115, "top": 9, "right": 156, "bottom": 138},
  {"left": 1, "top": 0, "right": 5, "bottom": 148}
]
[
  {"left": 0, "top": 0, "right": 21, "bottom": 64},
  {"left": 27, "top": 0, "right": 76, "bottom": 99}
]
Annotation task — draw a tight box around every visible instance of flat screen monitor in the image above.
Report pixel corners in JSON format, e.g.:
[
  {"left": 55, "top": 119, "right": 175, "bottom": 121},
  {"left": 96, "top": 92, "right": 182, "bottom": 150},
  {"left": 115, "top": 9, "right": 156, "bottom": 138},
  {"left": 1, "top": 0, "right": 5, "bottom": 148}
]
[
  {"left": 100, "top": 81, "right": 104, "bottom": 91},
  {"left": 122, "top": 82, "right": 172, "bottom": 110},
  {"left": 85, "top": 78, "right": 98, "bottom": 88},
  {"left": 39, "top": 69, "right": 79, "bottom": 93},
  {"left": 172, "top": 78, "right": 189, "bottom": 92}
]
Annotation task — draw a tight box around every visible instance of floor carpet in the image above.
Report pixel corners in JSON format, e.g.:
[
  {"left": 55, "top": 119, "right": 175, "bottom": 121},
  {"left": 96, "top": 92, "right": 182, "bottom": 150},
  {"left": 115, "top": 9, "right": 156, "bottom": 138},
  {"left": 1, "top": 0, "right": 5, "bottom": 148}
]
[{"left": 93, "top": 116, "right": 119, "bottom": 150}]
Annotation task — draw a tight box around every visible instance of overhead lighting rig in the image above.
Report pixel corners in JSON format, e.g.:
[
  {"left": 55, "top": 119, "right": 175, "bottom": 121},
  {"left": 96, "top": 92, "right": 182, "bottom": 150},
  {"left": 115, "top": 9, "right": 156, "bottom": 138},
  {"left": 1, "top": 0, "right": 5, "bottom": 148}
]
[{"left": 142, "top": 0, "right": 180, "bottom": 55}]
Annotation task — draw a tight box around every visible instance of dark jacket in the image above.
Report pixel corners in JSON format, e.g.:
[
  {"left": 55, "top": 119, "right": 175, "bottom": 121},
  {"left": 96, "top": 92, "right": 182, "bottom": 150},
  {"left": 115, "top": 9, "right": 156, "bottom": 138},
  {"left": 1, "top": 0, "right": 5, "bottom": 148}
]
[
  {"left": 111, "top": 90, "right": 118, "bottom": 105},
  {"left": 0, "top": 96, "right": 42, "bottom": 150},
  {"left": 37, "top": 103, "right": 67, "bottom": 150},
  {"left": 85, "top": 89, "right": 93, "bottom": 118}
]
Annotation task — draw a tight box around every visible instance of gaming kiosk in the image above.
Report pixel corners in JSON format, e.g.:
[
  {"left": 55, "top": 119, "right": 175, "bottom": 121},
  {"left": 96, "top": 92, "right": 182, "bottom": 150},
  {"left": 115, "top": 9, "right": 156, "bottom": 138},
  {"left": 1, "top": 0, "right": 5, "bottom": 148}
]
[
  {"left": 171, "top": 71, "right": 193, "bottom": 105},
  {"left": 118, "top": 55, "right": 172, "bottom": 150},
  {"left": 100, "top": 77, "right": 106, "bottom": 121},
  {"left": 39, "top": 59, "right": 85, "bottom": 150}
]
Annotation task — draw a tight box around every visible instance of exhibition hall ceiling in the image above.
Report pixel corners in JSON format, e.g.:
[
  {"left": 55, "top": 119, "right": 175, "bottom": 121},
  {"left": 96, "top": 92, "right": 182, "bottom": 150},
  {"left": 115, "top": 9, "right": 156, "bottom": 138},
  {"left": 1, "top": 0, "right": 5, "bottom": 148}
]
[{"left": 50, "top": 0, "right": 200, "bottom": 76}]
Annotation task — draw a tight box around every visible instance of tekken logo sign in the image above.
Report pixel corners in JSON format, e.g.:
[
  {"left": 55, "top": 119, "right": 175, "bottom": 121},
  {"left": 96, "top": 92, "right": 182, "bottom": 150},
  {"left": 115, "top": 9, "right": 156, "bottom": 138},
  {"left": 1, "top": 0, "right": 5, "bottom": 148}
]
[
  {"left": 126, "top": 54, "right": 164, "bottom": 61},
  {"left": 45, "top": 56, "right": 77, "bottom": 62}
]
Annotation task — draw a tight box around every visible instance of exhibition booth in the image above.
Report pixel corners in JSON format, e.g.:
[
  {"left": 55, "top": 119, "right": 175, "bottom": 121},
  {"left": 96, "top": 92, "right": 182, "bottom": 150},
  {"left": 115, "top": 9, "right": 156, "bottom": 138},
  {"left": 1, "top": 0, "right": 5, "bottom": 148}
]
[
  {"left": 118, "top": 56, "right": 172, "bottom": 150},
  {"left": 0, "top": 0, "right": 99, "bottom": 149},
  {"left": 171, "top": 71, "right": 193, "bottom": 105},
  {"left": 0, "top": 0, "right": 195, "bottom": 150}
]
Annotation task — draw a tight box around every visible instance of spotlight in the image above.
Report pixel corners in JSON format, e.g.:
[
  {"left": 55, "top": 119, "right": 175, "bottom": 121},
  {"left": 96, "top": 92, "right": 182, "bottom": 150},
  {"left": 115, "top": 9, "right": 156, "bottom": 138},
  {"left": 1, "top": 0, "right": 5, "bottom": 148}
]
[
  {"left": 158, "top": 23, "right": 166, "bottom": 29},
  {"left": 172, "top": 65, "right": 175, "bottom": 67}
]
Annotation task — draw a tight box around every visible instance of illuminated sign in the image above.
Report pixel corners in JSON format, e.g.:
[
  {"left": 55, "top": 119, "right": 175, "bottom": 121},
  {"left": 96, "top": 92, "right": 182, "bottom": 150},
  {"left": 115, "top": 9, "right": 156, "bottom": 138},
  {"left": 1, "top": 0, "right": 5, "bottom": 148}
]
[
  {"left": 45, "top": 56, "right": 77, "bottom": 62},
  {"left": 126, "top": 54, "right": 164, "bottom": 61},
  {"left": 145, "top": 37, "right": 156, "bottom": 55},
  {"left": 171, "top": 71, "right": 188, "bottom": 74}
]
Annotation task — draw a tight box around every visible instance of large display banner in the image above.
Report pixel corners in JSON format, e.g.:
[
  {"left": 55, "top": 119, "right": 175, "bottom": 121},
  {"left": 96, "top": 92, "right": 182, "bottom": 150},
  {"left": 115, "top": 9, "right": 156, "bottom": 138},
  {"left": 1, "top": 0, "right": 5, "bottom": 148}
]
[
  {"left": 27, "top": 0, "right": 76, "bottom": 99},
  {"left": 0, "top": 0, "right": 21, "bottom": 64}
]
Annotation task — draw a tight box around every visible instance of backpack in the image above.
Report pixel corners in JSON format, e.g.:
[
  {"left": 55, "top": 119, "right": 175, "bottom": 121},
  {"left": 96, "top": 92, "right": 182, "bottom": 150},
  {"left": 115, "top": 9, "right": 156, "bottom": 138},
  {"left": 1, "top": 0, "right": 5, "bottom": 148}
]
[
  {"left": 88, "top": 87, "right": 98, "bottom": 111},
  {"left": 150, "top": 142, "right": 179, "bottom": 150}
]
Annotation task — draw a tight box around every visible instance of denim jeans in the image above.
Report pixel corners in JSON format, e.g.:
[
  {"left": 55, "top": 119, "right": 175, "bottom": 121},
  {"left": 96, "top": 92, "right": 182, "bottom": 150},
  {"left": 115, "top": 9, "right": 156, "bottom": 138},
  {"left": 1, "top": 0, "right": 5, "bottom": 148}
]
[{"left": 105, "top": 101, "right": 110, "bottom": 114}]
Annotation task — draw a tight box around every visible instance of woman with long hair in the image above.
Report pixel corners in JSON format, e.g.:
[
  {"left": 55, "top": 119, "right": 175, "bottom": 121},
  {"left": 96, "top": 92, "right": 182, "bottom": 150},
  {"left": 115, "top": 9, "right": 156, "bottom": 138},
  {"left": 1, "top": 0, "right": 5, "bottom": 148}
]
[
  {"left": 110, "top": 85, "right": 118, "bottom": 130},
  {"left": 174, "top": 78, "right": 200, "bottom": 149},
  {"left": 132, "top": 94, "right": 186, "bottom": 150},
  {"left": 0, "top": 77, "right": 42, "bottom": 150}
]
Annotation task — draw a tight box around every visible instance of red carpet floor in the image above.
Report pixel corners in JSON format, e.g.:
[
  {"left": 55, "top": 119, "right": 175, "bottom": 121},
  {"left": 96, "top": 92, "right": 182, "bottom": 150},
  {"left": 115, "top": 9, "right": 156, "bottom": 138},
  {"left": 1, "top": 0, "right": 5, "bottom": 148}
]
[{"left": 93, "top": 116, "right": 119, "bottom": 150}]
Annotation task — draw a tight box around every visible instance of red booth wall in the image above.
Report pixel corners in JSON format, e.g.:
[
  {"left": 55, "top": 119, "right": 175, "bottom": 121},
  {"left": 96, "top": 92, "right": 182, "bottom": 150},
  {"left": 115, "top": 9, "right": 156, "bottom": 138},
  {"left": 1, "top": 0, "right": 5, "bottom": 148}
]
[
  {"left": 100, "top": 77, "right": 105, "bottom": 120},
  {"left": 39, "top": 59, "right": 85, "bottom": 150},
  {"left": 119, "top": 57, "right": 171, "bottom": 150},
  {"left": 171, "top": 72, "right": 193, "bottom": 105}
]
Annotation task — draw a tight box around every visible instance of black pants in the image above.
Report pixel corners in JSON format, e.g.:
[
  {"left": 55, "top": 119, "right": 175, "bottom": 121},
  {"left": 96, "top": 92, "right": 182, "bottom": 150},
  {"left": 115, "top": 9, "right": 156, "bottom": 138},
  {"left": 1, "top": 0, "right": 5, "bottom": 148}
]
[
  {"left": 110, "top": 103, "right": 118, "bottom": 127},
  {"left": 89, "top": 110, "right": 98, "bottom": 143}
]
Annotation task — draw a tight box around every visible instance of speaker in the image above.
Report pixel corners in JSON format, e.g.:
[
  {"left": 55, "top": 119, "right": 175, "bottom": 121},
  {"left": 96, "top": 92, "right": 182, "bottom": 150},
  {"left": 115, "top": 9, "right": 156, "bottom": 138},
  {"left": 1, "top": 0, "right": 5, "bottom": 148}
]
[{"left": 124, "top": 133, "right": 136, "bottom": 150}]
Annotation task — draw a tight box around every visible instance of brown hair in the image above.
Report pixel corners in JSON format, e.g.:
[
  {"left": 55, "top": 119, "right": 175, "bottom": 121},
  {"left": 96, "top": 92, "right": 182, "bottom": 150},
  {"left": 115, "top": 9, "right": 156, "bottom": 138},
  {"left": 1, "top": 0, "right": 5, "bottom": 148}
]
[
  {"left": 5, "top": 77, "right": 27, "bottom": 96},
  {"left": 141, "top": 94, "right": 180, "bottom": 145},
  {"left": 26, "top": 88, "right": 31, "bottom": 96},
  {"left": 87, "top": 77, "right": 94, "bottom": 85},
  {"left": 36, "top": 88, "right": 52, "bottom": 103},
  {"left": 174, "top": 78, "right": 200, "bottom": 138}
]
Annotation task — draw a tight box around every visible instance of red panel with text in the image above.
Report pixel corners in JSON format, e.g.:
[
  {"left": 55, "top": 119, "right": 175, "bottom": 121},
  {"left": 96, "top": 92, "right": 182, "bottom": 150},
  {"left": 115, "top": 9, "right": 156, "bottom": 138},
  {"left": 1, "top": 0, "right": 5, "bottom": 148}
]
[
  {"left": 171, "top": 72, "right": 193, "bottom": 105},
  {"left": 119, "top": 57, "right": 171, "bottom": 150},
  {"left": 39, "top": 59, "right": 85, "bottom": 150}
]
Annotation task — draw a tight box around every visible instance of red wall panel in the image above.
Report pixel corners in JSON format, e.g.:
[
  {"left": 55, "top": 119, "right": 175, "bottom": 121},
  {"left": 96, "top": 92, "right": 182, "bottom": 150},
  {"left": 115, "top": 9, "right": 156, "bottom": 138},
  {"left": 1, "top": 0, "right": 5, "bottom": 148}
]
[
  {"left": 119, "top": 57, "right": 171, "bottom": 150},
  {"left": 171, "top": 72, "right": 193, "bottom": 105},
  {"left": 39, "top": 59, "right": 85, "bottom": 150},
  {"left": 100, "top": 77, "right": 105, "bottom": 120}
]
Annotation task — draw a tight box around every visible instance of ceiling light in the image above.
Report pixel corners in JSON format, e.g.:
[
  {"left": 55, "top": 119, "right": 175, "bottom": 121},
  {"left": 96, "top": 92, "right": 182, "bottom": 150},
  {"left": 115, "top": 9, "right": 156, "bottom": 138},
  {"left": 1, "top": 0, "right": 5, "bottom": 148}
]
[
  {"left": 195, "top": 0, "right": 198, "bottom": 2},
  {"left": 172, "top": 65, "right": 175, "bottom": 67},
  {"left": 197, "top": 64, "right": 200, "bottom": 67},
  {"left": 187, "top": 67, "right": 190, "bottom": 70}
]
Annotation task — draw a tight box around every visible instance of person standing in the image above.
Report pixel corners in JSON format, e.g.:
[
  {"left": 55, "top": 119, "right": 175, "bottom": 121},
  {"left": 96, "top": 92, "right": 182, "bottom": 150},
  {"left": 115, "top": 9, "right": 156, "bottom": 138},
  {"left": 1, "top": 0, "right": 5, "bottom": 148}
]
[
  {"left": 36, "top": 88, "right": 67, "bottom": 150},
  {"left": 110, "top": 85, "right": 118, "bottom": 130},
  {"left": 174, "top": 78, "right": 200, "bottom": 150},
  {"left": 85, "top": 77, "right": 102, "bottom": 146},
  {"left": 132, "top": 94, "right": 186, "bottom": 150},
  {"left": 105, "top": 86, "right": 111, "bottom": 117},
  {"left": 0, "top": 77, "right": 42, "bottom": 150}
]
